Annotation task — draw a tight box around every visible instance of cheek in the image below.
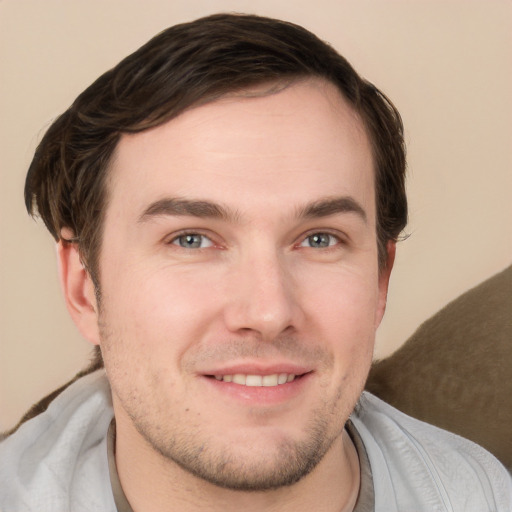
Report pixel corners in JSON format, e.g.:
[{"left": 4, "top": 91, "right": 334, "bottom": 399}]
[
  {"left": 99, "top": 264, "right": 223, "bottom": 356},
  {"left": 305, "top": 268, "right": 379, "bottom": 366},
  {"left": 306, "top": 267, "right": 380, "bottom": 331}
]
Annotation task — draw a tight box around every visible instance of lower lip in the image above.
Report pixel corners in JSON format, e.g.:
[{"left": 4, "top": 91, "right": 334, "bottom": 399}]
[{"left": 201, "top": 373, "right": 312, "bottom": 406}]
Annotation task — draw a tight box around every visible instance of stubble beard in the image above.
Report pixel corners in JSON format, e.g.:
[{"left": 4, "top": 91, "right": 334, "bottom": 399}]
[
  {"left": 99, "top": 314, "right": 363, "bottom": 492},
  {"left": 131, "top": 401, "right": 341, "bottom": 492},
  {"left": 109, "top": 367, "right": 352, "bottom": 493}
]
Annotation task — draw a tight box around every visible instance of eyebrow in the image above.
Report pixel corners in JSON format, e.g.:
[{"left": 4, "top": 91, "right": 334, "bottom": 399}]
[
  {"left": 138, "top": 195, "right": 367, "bottom": 224},
  {"left": 138, "top": 197, "right": 237, "bottom": 223},
  {"left": 297, "top": 196, "right": 367, "bottom": 223}
]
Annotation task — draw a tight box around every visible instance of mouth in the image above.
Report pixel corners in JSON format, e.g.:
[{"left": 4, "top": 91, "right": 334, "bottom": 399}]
[
  {"left": 208, "top": 373, "right": 300, "bottom": 387},
  {"left": 201, "top": 369, "right": 312, "bottom": 406}
]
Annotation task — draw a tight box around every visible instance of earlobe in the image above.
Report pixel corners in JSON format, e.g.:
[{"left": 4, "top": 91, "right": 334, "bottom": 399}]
[
  {"left": 375, "top": 241, "right": 396, "bottom": 328},
  {"left": 57, "top": 233, "right": 101, "bottom": 346}
]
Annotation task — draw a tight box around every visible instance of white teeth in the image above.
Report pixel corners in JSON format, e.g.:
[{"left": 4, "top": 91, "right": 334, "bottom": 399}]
[
  {"left": 262, "top": 374, "right": 278, "bottom": 387},
  {"left": 246, "top": 375, "right": 262, "bottom": 387},
  {"left": 232, "top": 374, "right": 246, "bottom": 385},
  {"left": 278, "top": 373, "right": 288, "bottom": 385},
  {"left": 213, "top": 373, "right": 297, "bottom": 387}
]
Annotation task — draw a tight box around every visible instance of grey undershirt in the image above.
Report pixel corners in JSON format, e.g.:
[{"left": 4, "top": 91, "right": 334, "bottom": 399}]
[{"left": 107, "top": 420, "right": 374, "bottom": 512}]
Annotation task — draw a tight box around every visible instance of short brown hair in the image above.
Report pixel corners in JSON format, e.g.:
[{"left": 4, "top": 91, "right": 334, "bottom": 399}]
[{"left": 25, "top": 13, "right": 407, "bottom": 286}]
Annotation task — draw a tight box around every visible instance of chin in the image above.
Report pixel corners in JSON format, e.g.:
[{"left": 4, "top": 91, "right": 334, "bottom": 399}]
[{"left": 141, "top": 410, "right": 338, "bottom": 491}]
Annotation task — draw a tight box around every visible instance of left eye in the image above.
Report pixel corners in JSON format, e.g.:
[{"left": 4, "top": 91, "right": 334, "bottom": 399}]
[
  {"left": 171, "top": 233, "right": 213, "bottom": 249},
  {"left": 300, "top": 233, "right": 338, "bottom": 248}
]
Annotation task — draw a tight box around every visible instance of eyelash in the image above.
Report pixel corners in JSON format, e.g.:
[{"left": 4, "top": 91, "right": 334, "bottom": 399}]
[
  {"left": 166, "top": 230, "right": 346, "bottom": 251},
  {"left": 167, "top": 231, "right": 216, "bottom": 250},
  {"left": 298, "top": 232, "right": 343, "bottom": 249}
]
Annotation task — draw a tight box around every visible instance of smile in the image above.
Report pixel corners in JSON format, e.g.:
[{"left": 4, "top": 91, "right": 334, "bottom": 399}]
[{"left": 213, "top": 373, "right": 297, "bottom": 387}]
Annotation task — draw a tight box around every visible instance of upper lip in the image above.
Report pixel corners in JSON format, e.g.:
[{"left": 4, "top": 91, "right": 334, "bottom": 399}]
[{"left": 198, "top": 361, "right": 313, "bottom": 377}]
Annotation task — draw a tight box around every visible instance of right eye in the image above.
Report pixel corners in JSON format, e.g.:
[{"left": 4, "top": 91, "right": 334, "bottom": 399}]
[
  {"left": 170, "top": 233, "right": 213, "bottom": 249},
  {"left": 300, "top": 232, "right": 339, "bottom": 249}
]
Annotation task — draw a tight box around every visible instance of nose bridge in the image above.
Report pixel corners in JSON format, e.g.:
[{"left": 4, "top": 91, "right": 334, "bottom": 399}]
[{"left": 224, "top": 243, "right": 298, "bottom": 339}]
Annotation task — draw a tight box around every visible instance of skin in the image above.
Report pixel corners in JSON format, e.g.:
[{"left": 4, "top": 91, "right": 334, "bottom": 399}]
[{"left": 59, "top": 79, "right": 394, "bottom": 512}]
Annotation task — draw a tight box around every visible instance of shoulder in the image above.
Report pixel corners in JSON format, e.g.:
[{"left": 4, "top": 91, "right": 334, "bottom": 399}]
[
  {"left": 0, "top": 370, "right": 116, "bottom": 511},
  {"left": 351, "top": 392, "right": 512, "bottom": 512}
]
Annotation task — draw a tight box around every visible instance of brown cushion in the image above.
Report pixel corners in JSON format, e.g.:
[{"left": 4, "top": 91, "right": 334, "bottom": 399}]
[{"left": 366, "top": 265, "right": 512, "bottom": 471}]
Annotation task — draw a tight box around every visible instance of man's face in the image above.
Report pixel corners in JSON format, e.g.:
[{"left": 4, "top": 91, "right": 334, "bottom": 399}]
[{"left": 89, "top": 80, "right": 391, "bottom": 489}]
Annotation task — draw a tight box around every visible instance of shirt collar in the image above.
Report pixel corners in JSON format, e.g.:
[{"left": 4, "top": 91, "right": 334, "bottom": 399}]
[{"left": 107, "top": 419, "right": 374, "bottom": 511}]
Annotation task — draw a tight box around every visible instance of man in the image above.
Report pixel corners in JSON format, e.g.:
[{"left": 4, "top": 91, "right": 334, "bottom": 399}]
[{"left": 1, "top": 13, "right": 510, "bottom": 512}]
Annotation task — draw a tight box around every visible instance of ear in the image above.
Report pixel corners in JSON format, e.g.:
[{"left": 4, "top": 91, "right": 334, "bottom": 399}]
[
  {"left": 375, "top": 241, "right": 396, "bottom": 328},
  {"left": 57, "top": 231, "right": 101, "bottom": 345}
]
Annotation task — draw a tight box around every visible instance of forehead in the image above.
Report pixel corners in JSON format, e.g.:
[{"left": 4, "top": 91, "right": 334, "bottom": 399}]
[{"left": 107, "top": 79, "right": 374, "bottom": 222}]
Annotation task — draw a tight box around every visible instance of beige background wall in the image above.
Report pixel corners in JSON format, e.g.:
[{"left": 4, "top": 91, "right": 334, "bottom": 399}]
[{"left": 1, "top": 0, "right": 511, "bottom": 431}]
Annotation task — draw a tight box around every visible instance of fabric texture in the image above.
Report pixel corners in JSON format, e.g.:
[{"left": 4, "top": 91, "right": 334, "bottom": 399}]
[
  {"left": 366, "top": 264, "right": 512, "bottom": 470},
  {"left": 352, "top": 393, "right": 512, "bottom": 511},
  {"left": 0, "top": 371, "right": 115, "bottom": 512},
  {"left": 1, "top": 370, "right": 511, "bottom": 511},
  {"left": 105, "top": 418, "right": 376, "bottom": 512}
]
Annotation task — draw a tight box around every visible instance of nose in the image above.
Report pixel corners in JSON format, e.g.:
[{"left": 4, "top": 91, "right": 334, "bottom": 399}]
[{"left": 223, "top": 249, "right": 302, "bottom": 341}]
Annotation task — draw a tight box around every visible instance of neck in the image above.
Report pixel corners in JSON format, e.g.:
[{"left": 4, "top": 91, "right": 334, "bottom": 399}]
[{"left": 114, "top": 421, "right": 360, "bottom": 512}]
